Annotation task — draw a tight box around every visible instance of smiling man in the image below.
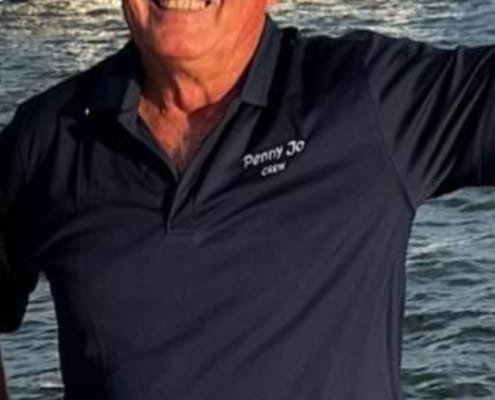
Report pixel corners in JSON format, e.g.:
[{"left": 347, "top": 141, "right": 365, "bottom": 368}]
[{"left": 2, "top": 1, "right": 495, "bottom": 400}]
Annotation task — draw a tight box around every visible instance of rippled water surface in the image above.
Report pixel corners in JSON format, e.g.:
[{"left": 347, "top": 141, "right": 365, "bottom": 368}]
[{"left": 1, "top": 1, "right": 495, "bottom": 399}]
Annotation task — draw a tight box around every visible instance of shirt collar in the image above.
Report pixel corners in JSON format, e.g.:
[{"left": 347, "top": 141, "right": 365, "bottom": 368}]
[
  {"left": 89, "top": 14, "right": 283, "bottom": 113},
  {"left": 88, "top": 41, "right": 142, "bottom": 113},
  {"left": 238, "top": 15, "right": 283, "bottom": 107}
]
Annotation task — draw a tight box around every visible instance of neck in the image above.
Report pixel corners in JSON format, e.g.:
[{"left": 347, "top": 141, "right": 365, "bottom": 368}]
[{"left": 139, "top": 16, "right": 267, "bottom": 115}]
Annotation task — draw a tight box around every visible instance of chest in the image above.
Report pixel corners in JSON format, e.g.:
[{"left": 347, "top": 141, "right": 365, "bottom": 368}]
[
  {"left": 26, "top": 90, "right": 409, "bottom": 263},
  {"left": 138, "top": 102, "right": 231, "bottom": 175},
  {"left": 21, "top": 92, "right": 414, "bottom": 372},
  {"left": 142, "top": 120, "right": 210, "bottom": 175}
]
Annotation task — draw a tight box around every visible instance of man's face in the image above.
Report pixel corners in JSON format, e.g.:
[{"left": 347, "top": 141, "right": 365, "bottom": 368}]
[{"left": 122, "top": 0, "right": 276, "bottom": 62}]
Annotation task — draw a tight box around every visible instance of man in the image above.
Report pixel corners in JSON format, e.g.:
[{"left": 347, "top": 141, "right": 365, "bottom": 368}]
[{"left": 1, "top": 0, "right": 495, "bottom": 399}]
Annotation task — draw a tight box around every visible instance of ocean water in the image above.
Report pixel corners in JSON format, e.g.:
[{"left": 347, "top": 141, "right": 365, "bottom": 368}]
[{"left": 1, "top": 1, "right": 495, "bottom": 399}]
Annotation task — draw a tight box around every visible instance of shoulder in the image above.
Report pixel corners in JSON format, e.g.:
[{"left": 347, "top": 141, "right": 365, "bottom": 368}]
[
  {"left": 287, "top": 29, "right": 376, "bottom": 86},
  {"left": 286, "top": 28, "right": 444, "bottom": 97},
  {"left": 294, "top": 28, "right": 384, "bottom": 61},
  {"left": 15, "top": 49, "right": 116, "bottom": 128},
  {"left": 294, "top": 28, "right": 435, "bottom": 69},
  {"left": 4, "top": 46, "right": 127, "bottom": 175},
  {"left": 16, "top": 41, "right": 138, "bottom": 124},
  {"left": 282, "top": 28, "right": 374, "bottom": 100}
]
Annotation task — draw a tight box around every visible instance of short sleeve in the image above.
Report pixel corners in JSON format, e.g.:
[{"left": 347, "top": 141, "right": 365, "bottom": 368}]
[
  {"left": 0, "top": 106, "right": 39, "bottom": 333},
  {"left": 359, "top": 31, "right": 495, "bottom": 207}
]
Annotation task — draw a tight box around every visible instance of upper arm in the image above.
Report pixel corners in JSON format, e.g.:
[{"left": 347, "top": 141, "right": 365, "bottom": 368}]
[
  {"left": 358, "top": 31, "right": 495, "bottom": 206},
  {"left": 0, "top": 107, "right": 39, "bottom": 334}
]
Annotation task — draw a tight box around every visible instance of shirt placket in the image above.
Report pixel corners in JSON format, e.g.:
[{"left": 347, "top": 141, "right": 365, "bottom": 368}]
[{"left": 116, "top": 98, "right": 242, "bottom": 234}]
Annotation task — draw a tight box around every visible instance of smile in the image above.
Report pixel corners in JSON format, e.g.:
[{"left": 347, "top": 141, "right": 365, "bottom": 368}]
[{"left": 150, "top": 0, "right": 220, "bottom": 11}]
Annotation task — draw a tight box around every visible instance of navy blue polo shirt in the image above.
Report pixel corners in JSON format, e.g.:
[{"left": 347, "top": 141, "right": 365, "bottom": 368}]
[{"left": 2, "top": 15, "right": 495, "bottom": 400}]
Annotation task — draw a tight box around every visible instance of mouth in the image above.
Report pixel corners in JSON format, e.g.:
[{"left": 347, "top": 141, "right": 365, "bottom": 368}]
[{"left": 150, "top": 0, "right": 220, "bottom": 12}]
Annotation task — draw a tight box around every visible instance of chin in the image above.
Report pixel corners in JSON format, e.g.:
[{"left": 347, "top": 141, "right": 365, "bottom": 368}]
[
  {"left": 123, "top": 0, "right": 222, "bottom": 61},
  {"left": 141, "top": 33, "right": 216, "bottom": 61}
]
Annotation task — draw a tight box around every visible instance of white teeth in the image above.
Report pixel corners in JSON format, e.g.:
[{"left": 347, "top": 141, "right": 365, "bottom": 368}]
[{"left": 154, "top": 0, "right": 219, "bottom": 11}]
